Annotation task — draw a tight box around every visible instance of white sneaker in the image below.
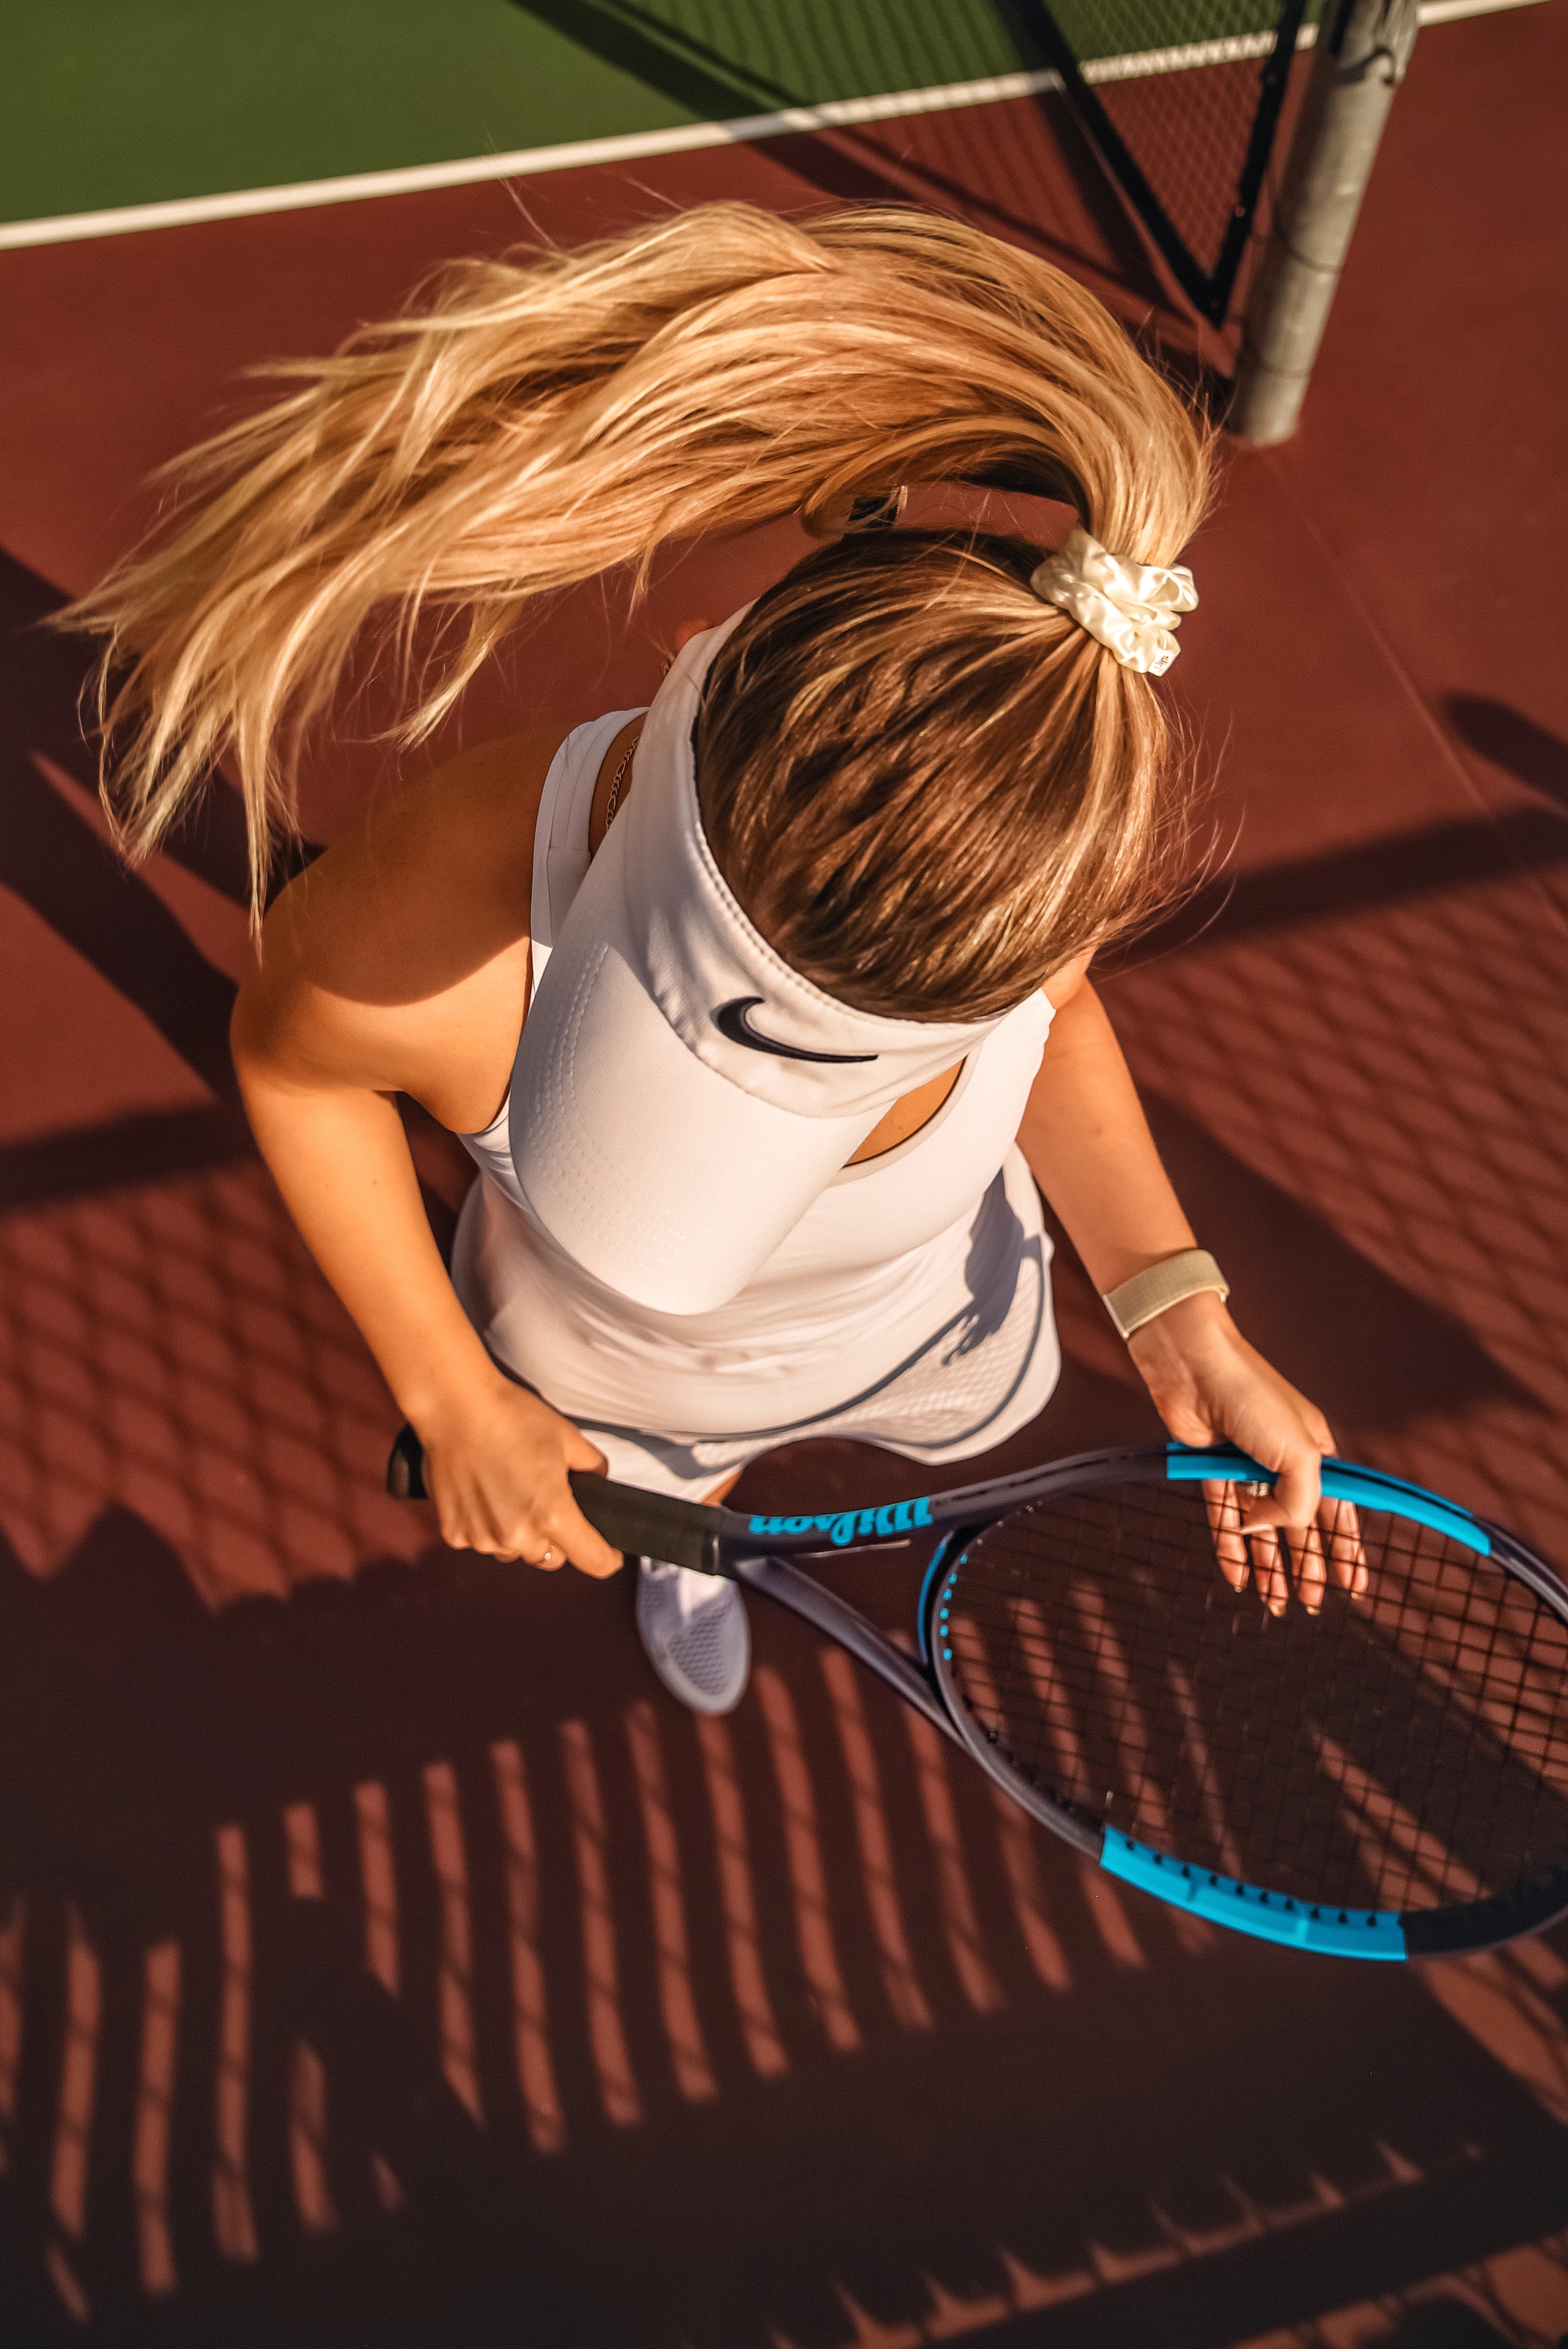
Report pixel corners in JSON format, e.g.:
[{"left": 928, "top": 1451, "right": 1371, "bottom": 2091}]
[{"left": 635, "top": 1558, "right": 751, "bottom": 1715}]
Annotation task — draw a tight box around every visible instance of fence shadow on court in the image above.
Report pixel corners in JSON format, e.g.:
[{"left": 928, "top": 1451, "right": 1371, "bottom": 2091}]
[
  {"left": 0, "top": 1483, "right": 1565, "bottom": 2347},
  {"left": 7, "top": 543, "right": 1568, "bottom": 2339}
]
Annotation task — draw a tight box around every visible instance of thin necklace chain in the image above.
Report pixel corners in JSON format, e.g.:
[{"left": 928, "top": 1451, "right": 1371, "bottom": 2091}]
[{"left": 604, "top": 729, "right": 641, "bottom": 829}]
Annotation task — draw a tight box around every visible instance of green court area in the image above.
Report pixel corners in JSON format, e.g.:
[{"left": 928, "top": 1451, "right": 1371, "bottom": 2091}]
[{"left": 4, "top": 0, "right": 1302, "bottom": 228}]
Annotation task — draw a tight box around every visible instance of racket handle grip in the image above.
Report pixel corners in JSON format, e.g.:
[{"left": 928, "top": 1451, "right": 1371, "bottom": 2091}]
[
  {"left": 572, "top": 1476, "right": 722, "bottom": 1574},
  {"left": 384, "top": 1426, "right": 723, "bottom": 1574}
]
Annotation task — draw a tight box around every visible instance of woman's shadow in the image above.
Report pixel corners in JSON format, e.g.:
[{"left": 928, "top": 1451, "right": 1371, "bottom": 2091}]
[
  {"left": 0, "top": 548, "right": 255, "bottom": 1099},
  {"left": 0, "top": 548, "right": 339, "bottom": 1210}
]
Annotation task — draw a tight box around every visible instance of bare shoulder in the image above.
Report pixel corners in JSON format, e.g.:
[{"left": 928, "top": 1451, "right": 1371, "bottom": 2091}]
[
  {"left": 272, "top": 729, "right": 555, "bottom": 1000},
  {"left": 233, "top": 728, "right": 557, "bottom": 1126}
]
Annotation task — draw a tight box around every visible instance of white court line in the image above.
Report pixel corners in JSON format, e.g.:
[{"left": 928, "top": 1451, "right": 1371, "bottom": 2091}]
[{"left": 0, "top": 0, "right": 1549, "bottom": 252}]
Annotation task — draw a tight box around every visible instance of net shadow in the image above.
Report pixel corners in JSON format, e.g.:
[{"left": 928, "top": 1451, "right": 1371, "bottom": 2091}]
[{"left": 1442, "top": 697, "right": 1568, "bottom": 818}]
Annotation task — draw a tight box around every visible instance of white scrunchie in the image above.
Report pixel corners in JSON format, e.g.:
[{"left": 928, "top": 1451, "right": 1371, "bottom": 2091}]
[{"left": 1029, "top": 526, "right": 1198, "bottom": 676}]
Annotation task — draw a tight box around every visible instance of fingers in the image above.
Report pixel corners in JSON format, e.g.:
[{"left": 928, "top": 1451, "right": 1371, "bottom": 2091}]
[
  {"left": 1320, "top": 1495, "right": 1370, "bottom": 1597},
  {"left": 443, "top": 1503, "right": 621, "bottom": 1579},
  {"left": 472, "top": 1486, "right": 621, "bottom": 1578},
  {"left": 421, "top": 1387, "right": 625, "bottom": 1578},
  {"left": 1139, "top": 1306, "right": 1356, "bottom": 1616},
  {"left": 552, "top": 1493, "right": 622, "bottom": 1581},
  {"left": 427, "top": 1474, "right": 620, "bottom": 1578},
  {"left": 1230, "top": 1437, "right": 1323, "bottom": 1618},
  {"left": 1292, "top": 1520, "right": 1328, "bottom": 1615},
  {"left": 1203, "top": 1481, "right": 1250, "bottom": 1590},
  {"left": 1206, "top": 1480, "right": 1309, "bottom": 1616},
  {"left": 1205, "top": 1482, "right": 1370, "bottom": 1619},
  {"left": 1242, "top": 1441, "right": 1323, "bottom": 1538},
  {"left": 551, "top": 1426, "right": 617, "bottom": 1572},
  {"left": 1241, "top": 1504, "right": 1292, "bottom": 1617}
]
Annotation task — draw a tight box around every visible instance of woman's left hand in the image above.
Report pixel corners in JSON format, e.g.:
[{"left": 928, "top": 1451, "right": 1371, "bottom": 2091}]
[{"left": 1127, "top": 1291, "right": 1367, "bottom": 1614}]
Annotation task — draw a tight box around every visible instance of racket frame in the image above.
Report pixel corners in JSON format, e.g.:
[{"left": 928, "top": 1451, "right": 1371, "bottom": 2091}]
[
  {"left": 923, "top": 1452, "right": 1568, "bottom": 1960},
  {"left": 387, "top": 1429, "right": 1568, "bottom": 1959}
]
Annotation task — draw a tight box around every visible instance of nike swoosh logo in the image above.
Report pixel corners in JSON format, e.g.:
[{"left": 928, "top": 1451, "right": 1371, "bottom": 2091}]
[{"left": 713, "top": 997, "right": 877, "bottom": 1065}]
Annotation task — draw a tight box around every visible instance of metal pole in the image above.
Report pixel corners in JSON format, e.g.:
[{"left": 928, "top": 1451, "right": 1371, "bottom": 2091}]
[{"left": 1229, "top": 0, "right": 1421, "bottom": 446}]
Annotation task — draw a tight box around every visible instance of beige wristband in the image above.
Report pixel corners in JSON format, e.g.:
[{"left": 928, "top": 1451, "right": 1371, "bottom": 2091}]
[{"left": 1102, "top": 1249, "right": 1230, "bottom": 1341}]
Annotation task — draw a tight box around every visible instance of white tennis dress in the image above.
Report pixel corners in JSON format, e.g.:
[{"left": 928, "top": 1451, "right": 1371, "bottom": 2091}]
[{"left": 451, "top": 712, "right": 1062, "bottom": 1496}]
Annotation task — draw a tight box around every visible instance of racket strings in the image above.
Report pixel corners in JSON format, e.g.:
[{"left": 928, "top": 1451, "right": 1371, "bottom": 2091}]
[{"left": 943, "top": 1486, "right": 1568, "bottom": 1916}]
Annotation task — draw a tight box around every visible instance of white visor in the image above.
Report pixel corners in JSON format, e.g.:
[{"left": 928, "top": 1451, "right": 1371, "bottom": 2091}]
[{"left": 510, "top": 614, "right": 1008, "bottom": 1314}]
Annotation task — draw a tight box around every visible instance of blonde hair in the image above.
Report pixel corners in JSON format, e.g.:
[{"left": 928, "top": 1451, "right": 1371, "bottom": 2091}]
[{"left": 65, "top": 202, "right": 1209, "bottom": 1001}]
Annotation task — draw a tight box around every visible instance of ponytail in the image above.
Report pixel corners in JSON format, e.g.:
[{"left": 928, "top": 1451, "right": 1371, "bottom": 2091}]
[{"left": 65, "top": 203, "right": 1208, "bottom": 923}]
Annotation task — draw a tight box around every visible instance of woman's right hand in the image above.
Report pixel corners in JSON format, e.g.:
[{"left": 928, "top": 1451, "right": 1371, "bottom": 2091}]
[{"left": 416, "top": 1376, "right": 622, "bottom": 1578}]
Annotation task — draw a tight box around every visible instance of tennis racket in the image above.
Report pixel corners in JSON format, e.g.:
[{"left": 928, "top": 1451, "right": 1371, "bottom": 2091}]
[{"left": 387, "top": 1430, "right": 1568, "bottom": 1962}]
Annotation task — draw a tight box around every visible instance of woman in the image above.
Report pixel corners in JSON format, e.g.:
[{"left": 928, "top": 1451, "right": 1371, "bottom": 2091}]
[{"left": 72, "top": 204, "right": 1350, "bottom": 1715}]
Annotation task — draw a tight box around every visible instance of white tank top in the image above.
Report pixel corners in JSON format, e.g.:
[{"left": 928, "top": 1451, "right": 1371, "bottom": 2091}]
[{"left": 452, "top": 712, "right": 1055, "bottom": 1437}]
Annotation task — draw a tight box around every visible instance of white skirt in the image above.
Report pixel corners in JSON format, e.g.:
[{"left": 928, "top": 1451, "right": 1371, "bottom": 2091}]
[{"left": 453, "top": 1152, "right": 1061, "bottom": 1501}]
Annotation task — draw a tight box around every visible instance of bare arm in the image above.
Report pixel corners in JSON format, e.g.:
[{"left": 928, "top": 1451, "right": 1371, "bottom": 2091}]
[
  {"left": 1019, "top": 965, "right": 1354, "bottom": 1610},
  {"left": 230, "top": 732, "right": 619, "bottom": 1577}
]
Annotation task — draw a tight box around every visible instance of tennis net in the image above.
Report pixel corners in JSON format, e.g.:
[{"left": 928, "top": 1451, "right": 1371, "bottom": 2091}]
[{"left": 526, "top": 0, "right": 1317, "bottom": 323}]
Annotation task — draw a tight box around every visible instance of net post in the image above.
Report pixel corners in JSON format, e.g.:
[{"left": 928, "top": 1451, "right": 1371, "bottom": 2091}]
[{"left": 1228, "top": 0, "right": 1421, "bottom": 446}]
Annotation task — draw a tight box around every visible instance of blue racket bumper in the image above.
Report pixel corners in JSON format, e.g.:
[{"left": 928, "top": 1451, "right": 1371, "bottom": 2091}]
[
  {"left": 1162, "top": 1443, "right": 1490, "bottom": 1555},
  {"left": 1100, "top": 1833, "right": 1407, "bottom": 1959}
]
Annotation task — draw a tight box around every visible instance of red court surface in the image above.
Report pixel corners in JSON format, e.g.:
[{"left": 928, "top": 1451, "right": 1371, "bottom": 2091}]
[{"left": 2, "top": 9, "right": 1567, "bottom": 2344}]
